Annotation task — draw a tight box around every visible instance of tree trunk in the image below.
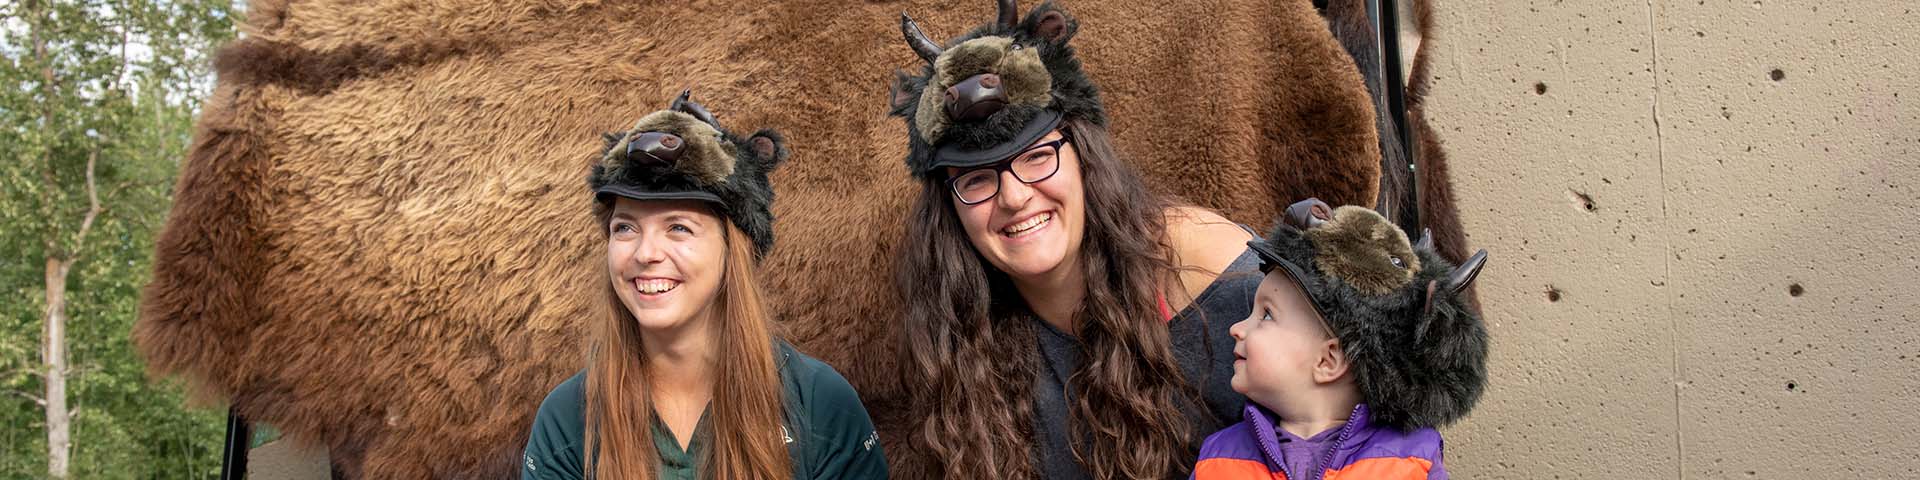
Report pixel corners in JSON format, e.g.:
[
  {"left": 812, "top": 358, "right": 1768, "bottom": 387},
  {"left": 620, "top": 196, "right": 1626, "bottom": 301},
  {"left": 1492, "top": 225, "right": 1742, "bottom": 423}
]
[
  {"left": 26, "top": 1, "right": 73, "bottom": 476},
  {"left": 43, "top": 258, "right": 72, "bottom": 479}
]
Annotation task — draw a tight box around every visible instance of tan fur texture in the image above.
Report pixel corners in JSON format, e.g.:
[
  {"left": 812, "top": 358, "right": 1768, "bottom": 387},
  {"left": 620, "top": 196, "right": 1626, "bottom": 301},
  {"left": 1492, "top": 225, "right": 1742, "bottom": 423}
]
[
  {"left": 133, "top": 0, "right": 1395, "bottom": 477},
  {"left": 1306, "top": 206, "right": 1421, "bottom": 295}
]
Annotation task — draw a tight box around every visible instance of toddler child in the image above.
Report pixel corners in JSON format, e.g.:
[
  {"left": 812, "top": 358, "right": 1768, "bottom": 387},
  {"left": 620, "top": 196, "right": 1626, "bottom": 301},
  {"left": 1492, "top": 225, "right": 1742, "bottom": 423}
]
[{"left": 1191, "top": 199, "right": 1490, "bottom": 480}]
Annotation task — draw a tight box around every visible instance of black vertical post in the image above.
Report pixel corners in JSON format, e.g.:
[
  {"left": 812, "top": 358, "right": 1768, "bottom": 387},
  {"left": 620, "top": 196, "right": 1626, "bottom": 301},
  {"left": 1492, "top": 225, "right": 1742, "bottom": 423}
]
[
  {"left": 221, "top": 408, "right": 250, "bottom": 480},
  {"left": 1370, "top": 0, "right": 1422, "bottom": 234}
]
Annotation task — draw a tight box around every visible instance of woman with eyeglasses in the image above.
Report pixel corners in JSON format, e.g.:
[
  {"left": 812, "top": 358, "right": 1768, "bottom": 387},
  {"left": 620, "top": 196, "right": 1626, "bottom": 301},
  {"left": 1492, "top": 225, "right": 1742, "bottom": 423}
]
[{"left": 885, "top": 2, "right": 1262, "bottom": 479}]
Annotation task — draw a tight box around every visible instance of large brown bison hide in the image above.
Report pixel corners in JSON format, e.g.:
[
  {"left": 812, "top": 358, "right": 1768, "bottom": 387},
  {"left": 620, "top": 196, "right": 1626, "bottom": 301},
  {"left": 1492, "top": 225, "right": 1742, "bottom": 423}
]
[{"left": 132, "top": 0, "right": 1433, "bottom": 477}]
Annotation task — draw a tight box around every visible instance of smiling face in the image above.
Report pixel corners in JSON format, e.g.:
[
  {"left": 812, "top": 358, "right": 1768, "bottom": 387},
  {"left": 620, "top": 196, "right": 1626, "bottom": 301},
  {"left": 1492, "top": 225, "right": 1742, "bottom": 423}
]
[
  {"left": 605, "top": 197, "right": 728, "bottom": 336},
  {"left": 947, "top": 130, "right": 1087, "bottom": 280},
  {"left": 1229, "top": 270, "right": 1339, "bottom": 408}
]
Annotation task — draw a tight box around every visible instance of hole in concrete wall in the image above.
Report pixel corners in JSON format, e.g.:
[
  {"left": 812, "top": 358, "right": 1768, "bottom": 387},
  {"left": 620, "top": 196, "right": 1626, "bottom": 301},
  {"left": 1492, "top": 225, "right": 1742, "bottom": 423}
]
[
  {"left": 1534, "top": 82, "right": 1548, "bottom": 95},
  {"left": 1789, "top": 283, "right": 1805, "bottom": 297},
  {"left": 1770, "top": 68, "right": 1786, "bottom": 81},
  {"left": 1567, "top": 190, "right": 1597, "bottom": 213},
  {"left": 1547, "top": 286, "right": 1563, "bottom": 302},
  {"left": 1786, "top": 382, "right": 1797, "bottom": 391}
]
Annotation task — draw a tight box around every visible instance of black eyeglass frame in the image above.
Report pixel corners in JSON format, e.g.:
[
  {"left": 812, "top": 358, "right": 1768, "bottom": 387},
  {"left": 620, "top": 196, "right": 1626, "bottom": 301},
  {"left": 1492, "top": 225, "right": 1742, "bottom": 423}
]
[{"left": 945, "top": 134, "right": 1074, "bottom": 206}]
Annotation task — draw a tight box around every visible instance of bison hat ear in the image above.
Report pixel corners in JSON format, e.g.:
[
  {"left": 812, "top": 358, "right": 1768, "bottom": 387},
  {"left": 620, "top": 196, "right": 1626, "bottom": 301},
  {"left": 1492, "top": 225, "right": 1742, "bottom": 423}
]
[
  {"left": 888, "top": 69, "right": 921, "bottom": 116},
  {"left": 1021, "top": 5, "right": 1076, "bottom": 44},
  {"left": 747, "top": 129, "right": 789, "bottom": 169}
]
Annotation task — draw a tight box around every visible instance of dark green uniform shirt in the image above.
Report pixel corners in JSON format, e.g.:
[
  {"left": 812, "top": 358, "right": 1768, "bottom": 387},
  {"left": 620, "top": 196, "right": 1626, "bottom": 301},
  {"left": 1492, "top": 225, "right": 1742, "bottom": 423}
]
[{"left": 520, "top": 341, "right": 888, "bottom": 479}]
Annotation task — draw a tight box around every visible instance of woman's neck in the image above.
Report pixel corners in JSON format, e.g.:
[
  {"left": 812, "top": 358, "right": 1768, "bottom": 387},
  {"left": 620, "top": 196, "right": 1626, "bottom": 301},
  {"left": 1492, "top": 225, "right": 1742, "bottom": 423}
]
[
  {"left": 640, "top": 312, "right": 717, "bottom": 400},
  {"left": 1010, "top": 259, "right": 1087, "bottom": 334}
]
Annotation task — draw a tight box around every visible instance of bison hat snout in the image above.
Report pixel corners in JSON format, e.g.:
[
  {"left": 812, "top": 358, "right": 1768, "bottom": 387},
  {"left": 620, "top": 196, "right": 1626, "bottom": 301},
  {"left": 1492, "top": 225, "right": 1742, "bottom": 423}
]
[
  {"left": 628, "top": 132, "right": 686, "bottom": 166},
  {"left": 946, "top": 73, "right": 1009, "bottom": 121}
]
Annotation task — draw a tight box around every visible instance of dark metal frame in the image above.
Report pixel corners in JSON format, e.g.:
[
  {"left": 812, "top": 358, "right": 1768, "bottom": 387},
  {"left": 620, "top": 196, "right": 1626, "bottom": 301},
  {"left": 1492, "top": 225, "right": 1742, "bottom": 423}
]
[
  {"left": 220, "top": 408, "right": 249, "bottom": 479},
  {"left": 1368, "top": 0, "right": 1422, "bottom": 232}
]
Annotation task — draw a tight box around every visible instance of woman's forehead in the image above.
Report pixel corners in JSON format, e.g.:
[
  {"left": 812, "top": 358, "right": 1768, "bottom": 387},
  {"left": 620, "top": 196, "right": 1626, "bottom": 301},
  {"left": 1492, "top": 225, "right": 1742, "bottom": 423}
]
[
  {"left": 1031, "top": 129, "right": 1065, "bottom": 145},
  {"left": 611, "top": 197, "right": 719, "bottom": 222}
]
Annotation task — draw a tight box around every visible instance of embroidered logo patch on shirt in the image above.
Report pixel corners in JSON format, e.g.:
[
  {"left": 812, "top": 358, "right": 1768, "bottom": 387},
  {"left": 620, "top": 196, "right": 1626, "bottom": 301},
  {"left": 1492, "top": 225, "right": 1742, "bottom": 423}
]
[{"left": 862, "top": 431, "right": 880, "bottom": 451}]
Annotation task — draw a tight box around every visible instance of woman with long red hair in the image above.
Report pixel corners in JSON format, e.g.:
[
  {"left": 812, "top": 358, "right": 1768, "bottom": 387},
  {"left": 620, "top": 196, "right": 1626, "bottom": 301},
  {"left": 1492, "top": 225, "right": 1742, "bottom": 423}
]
[{"left": 521, "top": 92, "right": 887, "bottom": 479}]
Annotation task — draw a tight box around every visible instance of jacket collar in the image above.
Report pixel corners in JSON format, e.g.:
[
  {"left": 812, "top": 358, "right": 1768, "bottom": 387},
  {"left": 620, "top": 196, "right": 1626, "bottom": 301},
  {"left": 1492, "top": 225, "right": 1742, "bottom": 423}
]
[{"left": 1243, "top": 402, "right": 1374, "bottom": 477}]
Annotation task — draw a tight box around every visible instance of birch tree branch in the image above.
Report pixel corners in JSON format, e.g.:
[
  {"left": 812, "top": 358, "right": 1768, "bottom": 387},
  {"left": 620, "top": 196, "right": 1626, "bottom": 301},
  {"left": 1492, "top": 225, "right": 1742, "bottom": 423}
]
[
  {"left": 68, "top": 148, "right": 104, "bottom": 261},
  {"left": 2, "top": 367, "right": 45, "bottom": 380},
  {"left": 8, "top": 389, "right": 47, "bottom": 407}
]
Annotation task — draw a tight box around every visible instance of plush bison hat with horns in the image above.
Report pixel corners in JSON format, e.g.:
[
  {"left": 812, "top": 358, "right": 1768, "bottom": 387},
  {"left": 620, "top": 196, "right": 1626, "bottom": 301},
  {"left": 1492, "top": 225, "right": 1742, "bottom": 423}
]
[
  {"left": 888, "top": 0, "right": 1104, "bottom": 178},
  {"left": 588, "top": 90, "right": 789, "bottom": 258},
  {"left": 1249, "top": 198, "right": 1492, "bottom": 430}
]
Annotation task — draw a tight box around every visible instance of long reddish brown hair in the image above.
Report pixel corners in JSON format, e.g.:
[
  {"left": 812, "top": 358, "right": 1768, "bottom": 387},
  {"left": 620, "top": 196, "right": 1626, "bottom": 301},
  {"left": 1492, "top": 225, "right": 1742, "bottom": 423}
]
[{"left": 584, "top": 204, "right": 790, "bottom": 479}]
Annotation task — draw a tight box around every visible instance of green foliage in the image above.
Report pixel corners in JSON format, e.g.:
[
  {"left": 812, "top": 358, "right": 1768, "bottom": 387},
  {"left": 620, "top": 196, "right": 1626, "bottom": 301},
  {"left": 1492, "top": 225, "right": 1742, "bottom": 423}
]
[{"left": 2, "top": 0, "right": 238, "bottom": 477}]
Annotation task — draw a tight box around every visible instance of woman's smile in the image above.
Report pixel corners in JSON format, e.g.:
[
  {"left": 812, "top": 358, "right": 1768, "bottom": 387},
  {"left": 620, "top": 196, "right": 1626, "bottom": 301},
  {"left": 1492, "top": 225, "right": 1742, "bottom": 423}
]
[
  {"left": 631, "top": 276, "right": 682, "bottom": 298},
  {"left": 999, "top": 210, "right": 1055, "bottom": 239}
]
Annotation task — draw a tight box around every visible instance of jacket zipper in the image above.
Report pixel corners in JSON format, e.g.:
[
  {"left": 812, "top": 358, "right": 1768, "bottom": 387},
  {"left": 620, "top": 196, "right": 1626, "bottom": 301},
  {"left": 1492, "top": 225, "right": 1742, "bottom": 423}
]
[
  {"left": 1312, "top": 405, "right": 1365, "bottom": 480},
  {"left": 1255, "top": 421, "right": 1290, "bottom": 480}
]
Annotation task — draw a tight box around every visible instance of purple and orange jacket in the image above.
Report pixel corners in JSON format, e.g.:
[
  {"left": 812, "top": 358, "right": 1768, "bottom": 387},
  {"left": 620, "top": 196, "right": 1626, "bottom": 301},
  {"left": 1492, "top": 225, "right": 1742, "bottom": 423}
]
[{"left": 1192, "top": 403, "right": 1446, "bottom": 480}]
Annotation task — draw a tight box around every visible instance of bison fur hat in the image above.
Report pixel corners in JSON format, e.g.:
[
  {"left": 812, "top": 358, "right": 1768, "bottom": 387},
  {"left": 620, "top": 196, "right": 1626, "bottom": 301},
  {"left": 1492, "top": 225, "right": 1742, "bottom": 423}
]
[
  {"left": 888, "top": 0, "right": 1106, "bottom": 178},
  {"left": 589, "top": 90, "right": 789, "bottom": 258},
  {"left": 1247, "top": 198, "right": 1492, "bottom": 430}
]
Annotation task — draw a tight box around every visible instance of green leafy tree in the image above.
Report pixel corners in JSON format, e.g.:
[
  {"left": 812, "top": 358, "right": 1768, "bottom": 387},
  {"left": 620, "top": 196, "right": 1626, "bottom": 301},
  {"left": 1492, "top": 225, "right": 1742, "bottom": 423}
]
[{"left": 2, "top": 0, "right": 235, "bottom": 477}]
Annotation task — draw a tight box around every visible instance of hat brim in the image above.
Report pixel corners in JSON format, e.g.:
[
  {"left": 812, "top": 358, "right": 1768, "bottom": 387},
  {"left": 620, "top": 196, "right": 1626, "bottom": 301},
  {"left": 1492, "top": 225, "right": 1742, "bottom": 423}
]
[
  {"left": 595, "top": 185, "right": 724, "bottom": 207},
  {"left": 1247, "top": 239, "right": 1335, "bottom": 327},
  {"left": 930, "top": 109, "right": 1064, "bottom": 171}
]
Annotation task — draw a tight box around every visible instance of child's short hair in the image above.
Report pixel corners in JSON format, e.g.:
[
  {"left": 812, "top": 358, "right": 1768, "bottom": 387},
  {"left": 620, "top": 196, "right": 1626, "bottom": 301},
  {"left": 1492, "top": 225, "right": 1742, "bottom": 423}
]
[{"left": 1246, "top": 198, "right": 1491, "bottom": 430}]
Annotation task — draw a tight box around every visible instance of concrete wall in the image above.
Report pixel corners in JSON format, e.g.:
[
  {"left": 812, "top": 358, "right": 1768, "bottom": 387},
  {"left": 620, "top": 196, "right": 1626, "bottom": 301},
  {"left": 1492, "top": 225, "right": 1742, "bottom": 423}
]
[
  {"left": 246, "top": 440, "right": 329, "bottom": 480},
  {"left": 1425, "top": 1, "right": 1919, "bottom": 477}
]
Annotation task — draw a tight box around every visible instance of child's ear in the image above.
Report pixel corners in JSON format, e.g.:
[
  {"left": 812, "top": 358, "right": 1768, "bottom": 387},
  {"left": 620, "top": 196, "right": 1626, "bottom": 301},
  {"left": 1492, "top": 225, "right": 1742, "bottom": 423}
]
[{"left": 1314, "top": 339, "right": 1351, "bottom": 384}]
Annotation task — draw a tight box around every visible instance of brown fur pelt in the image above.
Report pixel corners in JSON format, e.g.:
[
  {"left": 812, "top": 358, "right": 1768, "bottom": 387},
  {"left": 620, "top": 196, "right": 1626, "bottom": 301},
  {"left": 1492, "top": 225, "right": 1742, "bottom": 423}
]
[{"left": 134, "top": 0, "right": 1396, "bottom": 477}]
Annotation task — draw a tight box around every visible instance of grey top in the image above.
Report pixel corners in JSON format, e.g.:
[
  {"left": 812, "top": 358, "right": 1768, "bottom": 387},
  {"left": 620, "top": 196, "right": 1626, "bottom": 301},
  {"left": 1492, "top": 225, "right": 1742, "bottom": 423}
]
[{"left": 1031, "top": 245, "right": 1261, "bottom": 479}]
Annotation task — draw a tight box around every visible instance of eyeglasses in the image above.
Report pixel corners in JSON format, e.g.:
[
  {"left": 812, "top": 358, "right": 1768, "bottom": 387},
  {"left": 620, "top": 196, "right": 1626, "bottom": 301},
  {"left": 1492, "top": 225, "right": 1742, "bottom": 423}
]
[{"left": 947, "top": 136, "right": 1071, "bottom": 205}]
